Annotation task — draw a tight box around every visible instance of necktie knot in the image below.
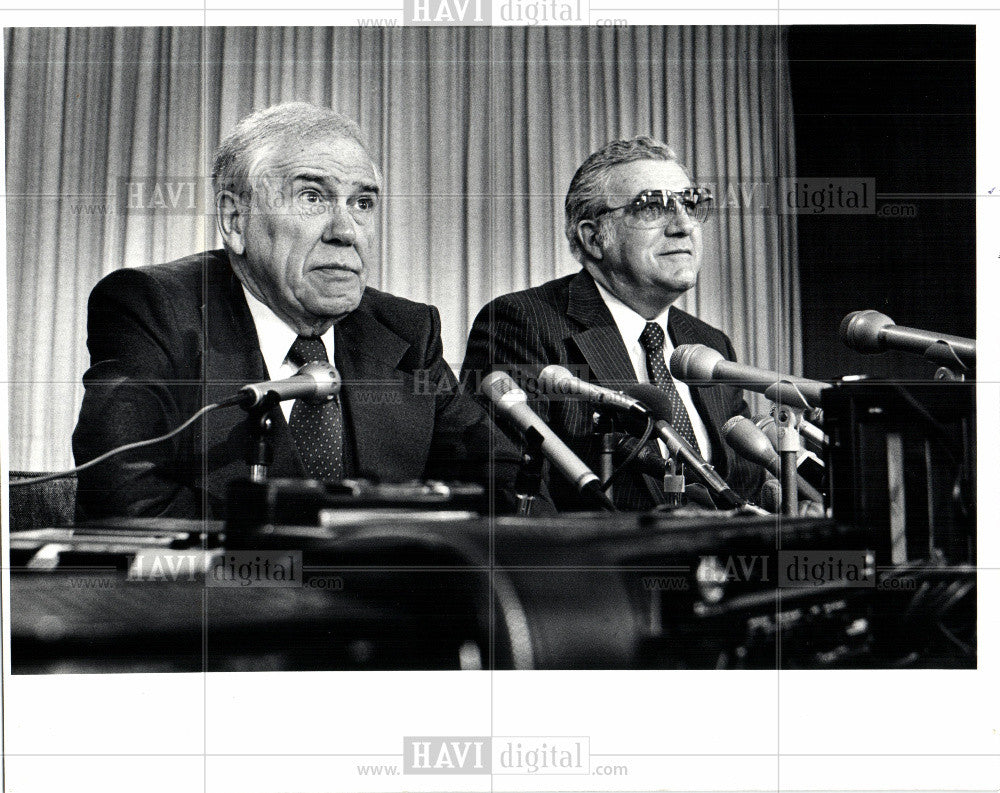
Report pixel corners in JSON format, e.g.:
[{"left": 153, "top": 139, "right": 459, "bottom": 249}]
[
  {"left": 289, "top": 335, "right": 329, "bottom": 367},
  {"left": 639, "top": 322, "right": 666, "bottom": 355}
]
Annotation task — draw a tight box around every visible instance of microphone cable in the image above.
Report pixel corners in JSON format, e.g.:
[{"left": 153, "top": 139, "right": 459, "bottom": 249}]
[
  {"left": 9, "top": 396, "right": 244, "bottom": 488},
  {"left": 597, "top": 414, "right": 656, "bottom": 493}
]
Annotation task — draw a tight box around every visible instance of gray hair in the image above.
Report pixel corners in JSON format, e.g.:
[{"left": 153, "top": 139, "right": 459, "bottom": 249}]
[
  {"left": 212, "top": 102, "right": 373, "bottom": 201},
  {"left": 564, "top": 136, "right": 684, "bottom": 262}
]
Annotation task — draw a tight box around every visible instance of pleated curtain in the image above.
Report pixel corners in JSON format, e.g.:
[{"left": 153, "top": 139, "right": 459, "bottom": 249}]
[{"left": 5, "top": 25, "right": 797, "bottom": 470}]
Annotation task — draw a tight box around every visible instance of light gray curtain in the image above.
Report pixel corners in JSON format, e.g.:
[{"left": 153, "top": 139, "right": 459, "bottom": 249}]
[{"left": 5, "top": 26, "right": 797, "bottom": 471}]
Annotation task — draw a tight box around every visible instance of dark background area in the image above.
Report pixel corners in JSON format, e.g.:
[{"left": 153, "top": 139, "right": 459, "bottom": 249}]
[{"left": 788, "top": 25, "right": 975, "bottom": 381}]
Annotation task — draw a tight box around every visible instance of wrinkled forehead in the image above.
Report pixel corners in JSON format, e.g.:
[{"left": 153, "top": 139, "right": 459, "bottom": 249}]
[
  {"left": 247, "top": 133, "right": 381, "bottom": 192},
  {"left": 602, "top": 159, "right": 693, "bottom": 203}
]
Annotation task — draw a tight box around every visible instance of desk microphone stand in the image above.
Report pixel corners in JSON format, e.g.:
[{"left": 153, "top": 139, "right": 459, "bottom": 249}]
[
  {"left": 515, "top": 426, "right": 546, "bottom": 517},
  {"left": 592, "top": 410, "right": 619, "bottom": 502},
  {"left": 662, "top": 459, "right": 685, "bottom": 508},
  {"left": 772, "top": 404, "right": 802, "bottom": 517},
  {"left": 243, "top": 394, "right": 281, "bottom": 483}
]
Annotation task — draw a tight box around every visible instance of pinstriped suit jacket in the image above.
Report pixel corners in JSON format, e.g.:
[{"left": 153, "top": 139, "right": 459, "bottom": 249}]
[{"left": 461, "top": 269, "right": 766, "bottom": 511}]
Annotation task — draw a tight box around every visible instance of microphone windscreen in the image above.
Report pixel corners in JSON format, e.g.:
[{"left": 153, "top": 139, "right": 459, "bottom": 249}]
[
  {"left": 481, "top": 370, "right": 524, "bottom": 404},
  {"left": 722, "top": 415, "right": 780, "bottom": 468},
  {"left": 538, "top": 364, "right": 574, "bottom": 388},
  {"left": 760, "top": 478, "right": 781, "bottom": 514},
  {"left": 669, "top": 344, "right": 724, "bottom": 381},
  {"left": 839, "top": 309, "right": 894, "bottom": 353},
  {"left": 299, "top": 362, "right": 341, "bottom": 402},
  {"left": 623, "top": 382, "right": 673, "bottom": 421}
]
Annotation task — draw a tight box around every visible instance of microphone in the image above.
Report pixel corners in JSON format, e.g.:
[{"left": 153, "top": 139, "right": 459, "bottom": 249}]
[
  {"left": 538, "top": 365, "right": 651, "bottom": 420},
  {"left": 623, "top": 383, "right": 746, "bottom": 510},
  {"left": 238, "top": 362, "right": 341, "bottom": 409},
  {"left": 482, "top": 371, "right": 614, "bottom": 511},
  {"left": 754, "top": 414, "right": 825, "bottom": 493},
  {"left": 614, "top": 434, "right": 670, "bottom": 478},
  {"left": 755, "top": 413, "right": 826, "bottom": 455},
  {"left": 839, "top": 310, "right": 976, "bottom": 367},
  {"left": 669, "top": 344, "right": 828, "bottom": 409},
  {"left": 723, "top": 416, "right": 823, "bottom": 504}
]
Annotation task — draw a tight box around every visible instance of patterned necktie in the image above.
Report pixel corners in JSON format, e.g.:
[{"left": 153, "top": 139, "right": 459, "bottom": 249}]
[
  {"left": 287, "top": 335, "right": 345, "bottom": 481},
  {"left": 638, "top": 322, "right": 701, "bottom": 453}
]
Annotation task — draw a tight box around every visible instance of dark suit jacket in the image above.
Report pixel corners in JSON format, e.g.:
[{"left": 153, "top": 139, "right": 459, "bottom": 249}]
[
  {"left": 461, "top": 269, "right": 766, "bottom": 511},
  {"left": 73, "top": 250, "right": 520, "bottom": 520}
]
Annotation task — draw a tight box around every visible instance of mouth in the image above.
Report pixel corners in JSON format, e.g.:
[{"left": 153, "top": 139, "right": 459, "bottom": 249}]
[
  {"left": 311, "top": 263, "right": 361, "bottom": 275},
  {"left": 659, "top": 249, "right": 693, "bottom": 257}
]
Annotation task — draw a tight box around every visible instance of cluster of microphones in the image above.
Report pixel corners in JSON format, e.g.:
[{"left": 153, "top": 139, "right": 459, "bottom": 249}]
[
  {"left": 479, "top": 309, "right": 976, "bottom": 515},
  {"left": 189, "top": 308, "right": 980, "bottom": 514},
  {"left": 228, "top": 308, "right": 975, "bottom": 515},
  {"left": 16, "top": 309, "right": 973, "bottom": 498}
]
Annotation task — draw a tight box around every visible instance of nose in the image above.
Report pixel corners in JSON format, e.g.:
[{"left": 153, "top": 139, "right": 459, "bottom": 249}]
[
  {"left": 321, "top": 201, "right": 357, "bottom": 246},
  {"left": 665, "top": 207, "right": 696, "bottom": 237}
]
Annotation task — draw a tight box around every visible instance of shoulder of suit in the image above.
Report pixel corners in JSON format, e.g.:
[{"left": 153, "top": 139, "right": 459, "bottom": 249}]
[
  {"left": 94, "top": 249, "right": 230, "bottom": 296},
  {"left": 475, "top": 273, "right": 577, "bottom": 314},
  {"left": 355, "top": 285, "right": 437, "bottom": 333},
  {"left": 670, "top": 305, "right": 736, "bottom": 353},
  {"left": 670, "top": 306, "right": 726, "bottom": 336}
]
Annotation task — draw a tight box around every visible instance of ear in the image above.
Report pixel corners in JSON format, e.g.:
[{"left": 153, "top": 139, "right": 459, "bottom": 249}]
[
  {"left": 576, "top": 219, "right": 605, "bottom": 261},
  {"left": 216, "top": 190, "right": 248, "bottom": 256}
]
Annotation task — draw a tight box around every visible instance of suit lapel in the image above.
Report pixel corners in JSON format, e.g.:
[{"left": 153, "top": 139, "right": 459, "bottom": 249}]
[
  {"left": 201, "top": 258, "right": 303, "bottom": 508},
  {"left": 565, "top": 270, "right": 665, "bottom": 506},
  {"left": 334, "top": 298, "right": 424, "bottom": 481},
  {"left": 202, "top": 259, "right": 265, "bottom": 402},
  {"left": 565, "top": 271, "right": 637, "bottom": 390}
]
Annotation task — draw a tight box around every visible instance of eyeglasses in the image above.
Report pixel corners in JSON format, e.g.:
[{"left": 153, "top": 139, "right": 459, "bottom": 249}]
[{"left": 593, "top": 187, "right": 713, "bottom": 228}]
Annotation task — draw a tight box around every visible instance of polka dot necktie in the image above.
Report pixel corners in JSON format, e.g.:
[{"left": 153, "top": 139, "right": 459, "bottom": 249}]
[
  {"left": 287, "top": 335, "right": 345, "bottom": 481},
  {"left": 638, "top": 322, "right": 701, "bottom": 453}
]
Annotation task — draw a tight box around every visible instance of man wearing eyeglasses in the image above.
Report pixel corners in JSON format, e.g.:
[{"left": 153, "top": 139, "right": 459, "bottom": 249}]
[{"left": 461, "top": 136, "right": 766, "bottom": 511}]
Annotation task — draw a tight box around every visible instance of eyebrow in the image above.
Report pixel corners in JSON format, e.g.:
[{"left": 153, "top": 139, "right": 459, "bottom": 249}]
[{"left": 290, "top": 171, "right": 381, "bottom": 195}]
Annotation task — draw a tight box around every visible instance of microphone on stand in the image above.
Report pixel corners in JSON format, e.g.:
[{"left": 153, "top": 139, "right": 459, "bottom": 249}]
[
  {"left": 623, "top": 383, "right": 749, "bottom": 511},
  {"left": 238, "top": 362, "right": 341, "bottom": 408},
  {"left": 839, "top": 310, "right": 975, "bottom": 367},
  {"left": 754, "top": 413, "right": 825, "bottom": 491},
  {"left": 537, "top": 364, "right": 656, "bottom": 498},
  {"left": 723, "top": 416, "right": 824, "bottom": 504},
  {"left": 23, "top": 364, "right": 343, "bottom": 490},
  {"left": 235, "top": 362, "right": 342, "bottom": 484},
  {"left": 669, "top": 344, "right": 828, "bottom": 409},
  {"left": 537, "top": 364, "right": 651, "bottom": 421},
  {"left": 482, "top": 371, "right": 615, "bottom": 512}
]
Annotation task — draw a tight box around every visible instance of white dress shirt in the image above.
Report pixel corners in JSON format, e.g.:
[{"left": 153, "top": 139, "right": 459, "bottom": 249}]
[
  {"left": 241, "top": 284, "right": 336, "bottom": 423},
  {"left": 593, "top": 281, "right": 713, "bottom": 462}
]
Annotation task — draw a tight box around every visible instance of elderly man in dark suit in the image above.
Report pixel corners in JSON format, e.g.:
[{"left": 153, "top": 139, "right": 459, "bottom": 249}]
[
  {"left": 73, "top": 102, "right": 520, "bottom": 520},
  {"left": 462, "top": 137, "right": 766, "bottom": 511}
]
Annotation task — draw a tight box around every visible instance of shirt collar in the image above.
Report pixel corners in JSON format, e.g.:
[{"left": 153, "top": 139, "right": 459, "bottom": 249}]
[
  {"left": 592, "top": 280, "right": 672, "bottom": 347},
  {"left": 240, "top": 284, "right": 335, "bottom": 378}
]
